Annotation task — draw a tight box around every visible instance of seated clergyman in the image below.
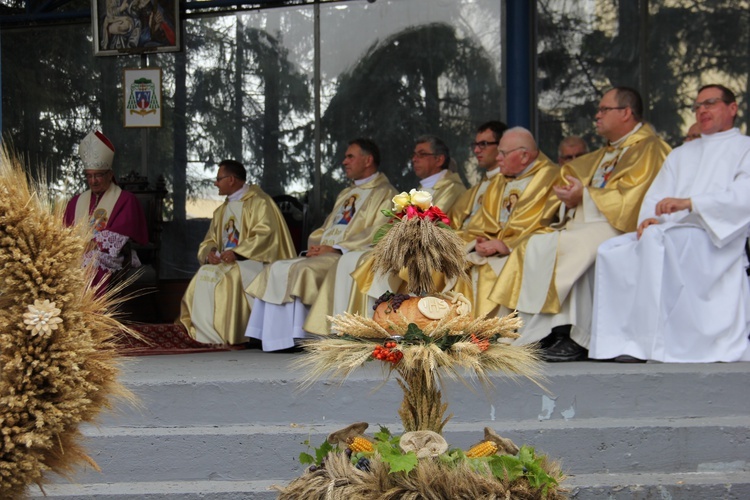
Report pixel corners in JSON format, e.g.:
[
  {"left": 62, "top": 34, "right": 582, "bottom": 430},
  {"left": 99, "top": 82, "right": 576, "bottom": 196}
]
[
  {"left": 178, "top": 159, "right": 296, "bottom": 345},
  {"left": 245, "top": 138, "right": 397, "bottom": 351},
  {"left": 64, "top": 130, "right": 148, "bottom": 291}
]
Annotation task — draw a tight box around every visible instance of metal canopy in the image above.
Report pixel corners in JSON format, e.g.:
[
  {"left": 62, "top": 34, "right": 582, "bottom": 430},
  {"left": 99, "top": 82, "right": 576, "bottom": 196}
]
[{"left": 0, "top": 0, "right": 348, "bottom": 27}]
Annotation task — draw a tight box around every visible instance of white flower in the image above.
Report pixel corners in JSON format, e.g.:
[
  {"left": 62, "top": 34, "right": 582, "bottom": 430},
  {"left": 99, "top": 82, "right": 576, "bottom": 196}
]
[
  {"left": 409, "top": 189, "right": 433, "bottom": 210},
  {"left": 23, "top": 299, "right": 63, "bottom": 337},
  {"left": 392, "top": 192, "right": 411, "bottom": 212}
]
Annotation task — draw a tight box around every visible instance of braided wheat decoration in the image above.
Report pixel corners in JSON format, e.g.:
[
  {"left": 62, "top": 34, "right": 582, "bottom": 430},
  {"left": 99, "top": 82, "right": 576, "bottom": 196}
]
[{"left": 0, "top": 149, "right": 133, "bottom": 498}]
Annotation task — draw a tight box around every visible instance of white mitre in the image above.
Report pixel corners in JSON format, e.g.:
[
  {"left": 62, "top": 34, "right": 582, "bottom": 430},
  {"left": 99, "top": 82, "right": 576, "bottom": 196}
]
[{"left": 78, "top": 131, "right": 115, "bottom": 171}]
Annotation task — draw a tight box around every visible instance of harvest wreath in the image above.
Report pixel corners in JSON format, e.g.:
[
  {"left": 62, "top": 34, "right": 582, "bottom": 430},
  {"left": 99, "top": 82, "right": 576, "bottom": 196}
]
[
  {"left": 0, "top": 150, "right": 134, "bottom": 498},
  {"left": 276, "top": 190, "right": 565, "bottom": 499}
]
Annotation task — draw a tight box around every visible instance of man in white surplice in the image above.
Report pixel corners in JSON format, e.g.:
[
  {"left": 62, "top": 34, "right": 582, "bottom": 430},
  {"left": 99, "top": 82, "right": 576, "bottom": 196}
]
[{"left": 590, "top": 84, "right": 750, "bottom": 363}]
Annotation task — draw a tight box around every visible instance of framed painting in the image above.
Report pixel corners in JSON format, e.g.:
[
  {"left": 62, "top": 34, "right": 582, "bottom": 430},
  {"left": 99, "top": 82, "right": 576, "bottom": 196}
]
[
  {"left": 93, "top": 0, "right": 180, "bottom": 56},
  {"left": 123, "top": 68, "right": 162, "bottom": 128}
]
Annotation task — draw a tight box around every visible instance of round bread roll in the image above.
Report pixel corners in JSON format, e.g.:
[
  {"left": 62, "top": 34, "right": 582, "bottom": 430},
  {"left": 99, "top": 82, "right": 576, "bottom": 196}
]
[{"left": 373, "top": 296, "right": 462, "bottom": 332}]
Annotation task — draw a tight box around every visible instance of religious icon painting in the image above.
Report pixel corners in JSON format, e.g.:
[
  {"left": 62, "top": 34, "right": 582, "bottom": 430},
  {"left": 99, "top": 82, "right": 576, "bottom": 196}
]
[
  {"left": 92, "top": 0, "right": 181, "bottom": 56},
  {"left": 123, "top": 68, "right": 162, "bottom": 128},
  {"left": 336, "top": 194, "right": 359, "bottom": 225}
]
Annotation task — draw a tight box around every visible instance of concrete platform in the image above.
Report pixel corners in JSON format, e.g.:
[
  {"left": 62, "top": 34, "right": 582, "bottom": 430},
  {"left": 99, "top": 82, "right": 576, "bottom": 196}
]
[{"left": 29, "top": 351, "right": 750, "bottom": 499}]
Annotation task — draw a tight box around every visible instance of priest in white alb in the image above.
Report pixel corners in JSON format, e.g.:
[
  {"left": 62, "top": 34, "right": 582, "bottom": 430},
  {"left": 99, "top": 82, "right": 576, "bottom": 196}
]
[
  {"left": 245, "top": 138, "right": 397, "bottom": 351},
  {"left": 590, "top": 84, "right": 750, "bottom": 363}
]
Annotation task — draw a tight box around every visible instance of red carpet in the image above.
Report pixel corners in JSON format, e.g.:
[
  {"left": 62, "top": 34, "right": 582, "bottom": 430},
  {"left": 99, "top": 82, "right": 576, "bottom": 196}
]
[{"left": 116, "top": 323, "right": 247, "bottom": 356}]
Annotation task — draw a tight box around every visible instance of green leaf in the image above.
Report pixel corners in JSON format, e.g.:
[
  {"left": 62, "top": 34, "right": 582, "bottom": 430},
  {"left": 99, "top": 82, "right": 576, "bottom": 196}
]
[
  {"left": 403, "top": 323, "right": 430, "bottom": 343},
  {"left": 381, "top": 209, "right": 397, "bottom": 218},
  {"left": 372, "top": 222, "right": 394, "bottom": 244},
  {"left": 518, "top": 445, "right": 535, "bottom": 463},
  {"left": 488, "top": 454, "right": 524, "bottom": 482},
  {"left": 374, "top": 425, "right": 393, "bottom": 442},
  {"left": 485, "top": 446, "right": 559, "bottom": 491},
  {"left": 380, "top": 447, "right": 419, "bottom": 474},
  {"left": 315, "top": 439, "right": 334, "bottom": 465},
  {"left": 299, "top": 452, "right": 314, "bottom": 465}
]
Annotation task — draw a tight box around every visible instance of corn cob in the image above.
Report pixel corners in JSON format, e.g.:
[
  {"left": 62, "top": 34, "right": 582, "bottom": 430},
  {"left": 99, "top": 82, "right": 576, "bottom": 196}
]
[
  {"left": 465, "top": 440, "right": 498, "bottom": 458},
  {"left": 347, "top": 436, "right": 374, "bottom": 453}
]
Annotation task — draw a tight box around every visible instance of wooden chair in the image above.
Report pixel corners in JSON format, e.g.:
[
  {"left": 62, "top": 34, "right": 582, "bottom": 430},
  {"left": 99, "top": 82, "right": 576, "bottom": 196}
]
[
  {"left": 273, "top": 194, "right": 309, "bottom": 255},
  {"left": 118, "top": 171, "right": 168, "bottom": 322}
]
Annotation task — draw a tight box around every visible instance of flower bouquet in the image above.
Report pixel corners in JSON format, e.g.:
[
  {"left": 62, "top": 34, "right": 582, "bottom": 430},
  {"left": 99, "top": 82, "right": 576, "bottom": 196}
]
[
  {"left": 371, "top": 189, "right": 468, "bottom": 296},
  {"left": 276, "top": 191, "right": 565, "bottom": 499}
]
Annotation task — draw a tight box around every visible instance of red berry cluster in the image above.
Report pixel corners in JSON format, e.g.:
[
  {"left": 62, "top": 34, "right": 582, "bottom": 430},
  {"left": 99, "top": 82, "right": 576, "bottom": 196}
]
[{"left": 372, "top": 341, "right": 403, "bottom": 365}]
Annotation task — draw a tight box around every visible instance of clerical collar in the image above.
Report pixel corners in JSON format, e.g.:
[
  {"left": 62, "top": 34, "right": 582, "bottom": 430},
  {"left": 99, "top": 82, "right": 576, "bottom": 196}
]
[
  {"left": 485, "top": 167, "right": 501, "bottom": 179},
  {"left": 227, "top": 183, "right": 249, "bottom": 202},
  {"left": 418, "top": 169, "right": 447, "bottom": 189},
  {"left": 354, "top": 172, "right": 378, "bottom": 186},
  {"left": 608, "top": 122, "right": 643, "bottom": 149}
]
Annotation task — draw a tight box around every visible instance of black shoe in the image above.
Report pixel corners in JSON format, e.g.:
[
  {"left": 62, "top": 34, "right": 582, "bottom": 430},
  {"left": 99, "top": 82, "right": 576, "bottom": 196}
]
[
  {"left": 541, "top": 335, "right": 588, "bottom": 362},
  {"left": 274, "top": 345, "right": 305, "bottom": 354},
  {"left": 244, "top": 338, "right": 263, "bottom": 350},
  {"left": 613, "top": 354, "right": 646, "bottom": 363},
  {"left": 538, "top": 325, "right": 572, "bottom": 350}
]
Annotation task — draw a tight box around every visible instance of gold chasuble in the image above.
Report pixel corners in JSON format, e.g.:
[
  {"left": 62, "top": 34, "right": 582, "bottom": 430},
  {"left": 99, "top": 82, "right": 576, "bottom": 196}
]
[
  {"left": 178, "top": 185, "right": 296, "bottom": 345},
  {"left": 247, "top": 173, "right": 397, "bottom": 310},
  {"left": 424, "top": 171, "right": 467, "bottom": 214},
  {"left": 448, "top": 169, "right": 504, "bottom": 240},
  {"left": 454, "top": 153, "right": 561, "bottom": 316},
  {"left": 490, "top": 123, "right": 671, "bottom": 316}
]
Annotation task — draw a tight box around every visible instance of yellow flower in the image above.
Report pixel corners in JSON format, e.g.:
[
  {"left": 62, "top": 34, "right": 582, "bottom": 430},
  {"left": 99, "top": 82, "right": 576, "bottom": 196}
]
[
  {"left": 409, "top": 189, "right": 433, "bottom": 210},
  {"left": 392, "top": 192, "right": 411, "bottom": 212},
  {"left": 23, "top": 299, "right": 63, "bottom": 337}
]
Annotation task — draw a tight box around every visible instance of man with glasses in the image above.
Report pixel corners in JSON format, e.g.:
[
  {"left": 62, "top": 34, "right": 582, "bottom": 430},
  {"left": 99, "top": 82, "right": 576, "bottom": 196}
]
[
  {"left": 557, "top": 136, "right": 589, "bottom": 166},
  {"left": 410, "top": 134, "right": 466, "bottom": 210},
  {"left": 245, "top": 138, "right": 397, "bottom": 351},
  {"left": 446, "top": 121, "right": 509, "bottom": 233},
  {"left": 490, "top": 87, "right": 671, "bottom": 361},
  {"left": 64, "top": 130, "right": 148, "bottom": 291},
  {"left": 453, "top": 126, "right": 560, "bottom": 316},
  {"left": 590, "top": 84, "right": 750, "bottom": 363},
  {"left": 178, "top": 159, "right": 296, "bottom": 345}
]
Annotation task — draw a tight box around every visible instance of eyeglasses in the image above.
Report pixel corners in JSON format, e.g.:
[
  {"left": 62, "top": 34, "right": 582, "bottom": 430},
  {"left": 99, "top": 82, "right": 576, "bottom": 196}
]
[
  {"left": 596, "top": 106, "right": 627, "bottom": 114},
  {"left": 497, "top": 146, "right": 526, "bottom": 158},
  {"left": 215, "top": 175, "right": 234, "bottom": 182},
  {"left": 470, "top": 140, "right": 499, "bottom": 150},
  {"left": 411, "top": 152, "right": 438, "bottom": 159},
  {"left": 84, "top": 172, "right": 109, "bottom": 181},
  {"left": 559, "top": 152, "right": 586, "bottom": 162},
  {"left": 691, "top": 97, "right": 727, "bottom": 112}
]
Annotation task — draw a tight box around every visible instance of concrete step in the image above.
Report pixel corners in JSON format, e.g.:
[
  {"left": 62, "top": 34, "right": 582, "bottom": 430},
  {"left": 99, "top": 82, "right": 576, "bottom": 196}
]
[
  {"left": 566, "top": 470, "right": 750, "bottom": 499},
  {"left": 46, "top": 415, "right": 749, "bottom": 484},
  {"left": 28, "top": 352, "right": 750, "bottom": 499},
  {"left": 109, "top": 351, "right": 750, "bottom": 427},
  {"left": 31, "top": 480, "right": 278, "bottom": 499},
  {"left": 32, "top": 471, "right": 750, "bottom": 499}
]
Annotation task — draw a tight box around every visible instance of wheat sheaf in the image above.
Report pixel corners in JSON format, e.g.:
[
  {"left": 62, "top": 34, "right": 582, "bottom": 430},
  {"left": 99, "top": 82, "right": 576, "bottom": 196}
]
[{"left": 0, "top": 149, "right": 134, "bottom": 498}]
